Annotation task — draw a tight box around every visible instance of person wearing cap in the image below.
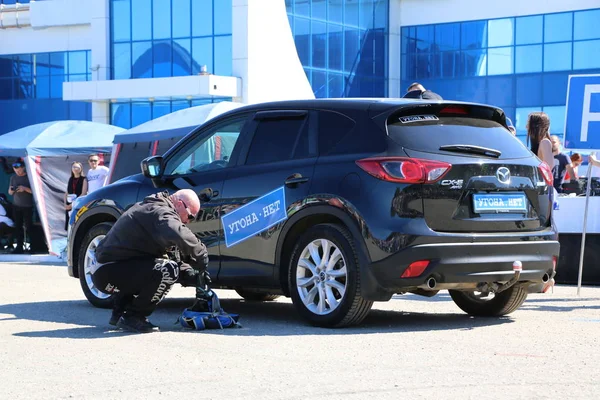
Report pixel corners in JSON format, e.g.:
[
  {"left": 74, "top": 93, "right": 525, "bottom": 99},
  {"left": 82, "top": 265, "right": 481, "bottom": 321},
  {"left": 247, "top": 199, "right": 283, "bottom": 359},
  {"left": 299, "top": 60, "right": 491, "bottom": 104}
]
[
  {"left": 8, "top": 160, "right": 33, "bottom": 254},
  {"left": 91, "top": 189, "right": 209, "bottom": 333}
]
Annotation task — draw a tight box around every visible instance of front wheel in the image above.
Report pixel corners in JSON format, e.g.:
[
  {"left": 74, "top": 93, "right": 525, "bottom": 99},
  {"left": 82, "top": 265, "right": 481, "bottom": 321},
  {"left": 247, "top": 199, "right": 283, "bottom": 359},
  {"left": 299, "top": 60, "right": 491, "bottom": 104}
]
[
  {"left": 449, "top": 285, "right": 528, "bottom": 317},
  {"left": 288, "top": 223, "right": 373, "bottom": 328},
  {"left": 77, "top": 222, "right": 114, "bottom": 309}
]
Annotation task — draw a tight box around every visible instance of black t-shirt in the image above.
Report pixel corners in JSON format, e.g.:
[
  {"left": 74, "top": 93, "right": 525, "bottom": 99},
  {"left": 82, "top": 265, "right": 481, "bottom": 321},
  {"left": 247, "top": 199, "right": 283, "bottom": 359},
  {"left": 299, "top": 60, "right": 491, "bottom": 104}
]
[{"left": 553, "top": 153, "right": 571, "bottom": 192}]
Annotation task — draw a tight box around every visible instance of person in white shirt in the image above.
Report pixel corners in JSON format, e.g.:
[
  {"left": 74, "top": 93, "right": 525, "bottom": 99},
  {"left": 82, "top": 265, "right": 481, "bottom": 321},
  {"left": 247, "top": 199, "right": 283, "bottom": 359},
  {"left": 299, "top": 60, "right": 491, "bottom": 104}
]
[{"left": 86, "top": 154, "right": 110, "bottom": 194}]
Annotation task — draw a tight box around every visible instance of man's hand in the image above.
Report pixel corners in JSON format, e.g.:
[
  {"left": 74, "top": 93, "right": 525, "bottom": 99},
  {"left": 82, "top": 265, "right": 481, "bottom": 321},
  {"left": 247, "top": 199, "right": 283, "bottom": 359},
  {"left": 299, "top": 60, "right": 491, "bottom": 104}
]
[
  {"left": 178, "top": 263, "right": 198, "bottom": 287},
  {"left": 590, "top": 154, "right": 600, "bottom": 168}
]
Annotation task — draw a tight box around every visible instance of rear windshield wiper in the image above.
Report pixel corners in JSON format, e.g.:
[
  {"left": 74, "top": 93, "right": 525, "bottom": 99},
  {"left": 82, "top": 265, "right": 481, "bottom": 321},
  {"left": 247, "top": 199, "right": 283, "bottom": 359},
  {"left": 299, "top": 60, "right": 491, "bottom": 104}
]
[{"left": 439, "top": 144, "right": 502, "bottom": 158}]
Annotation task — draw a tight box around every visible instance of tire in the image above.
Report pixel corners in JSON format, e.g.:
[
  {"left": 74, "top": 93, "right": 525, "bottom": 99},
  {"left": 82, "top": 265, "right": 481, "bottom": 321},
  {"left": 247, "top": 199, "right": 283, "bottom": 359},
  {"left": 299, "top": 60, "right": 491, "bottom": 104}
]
[
  {"left": 288, "top": 223, "right": 373, "bottom": 328},
  {"left": 235, "top": 289, "right": 280, "bottom": 302},
  {"left": 449, "top": 285, "right": 528, "bottom": 317},
  {"left": 77, "top": 222, "right": 114, "bottom": 309}
]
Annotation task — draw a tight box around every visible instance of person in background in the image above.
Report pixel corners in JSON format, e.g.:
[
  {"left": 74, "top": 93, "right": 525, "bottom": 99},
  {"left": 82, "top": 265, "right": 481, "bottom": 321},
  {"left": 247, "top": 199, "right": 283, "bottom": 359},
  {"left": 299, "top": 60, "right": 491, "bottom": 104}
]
[
  {"left": 0, "top": 194, "right": 15, "bottom": 251},
  {"left": 526, "top": 112, "right": 554, "bottom": 169},
  {"left": 403, "top": 82, "right": 443, "bottom": 100},
  {"left": 86, "top": 154, "right": 109, "bottom": 194},
  {"left": 8, "top": 159, "right": 33, "bottom": 254},
  {"left": 550, "top": 135, "right": 576, "bottom": 193},
  {"left": 565, "top": 153, "right": 582, "bottom": 181},
  {"left": 64, "top": 162, "right": 88, "bottom": 230}
]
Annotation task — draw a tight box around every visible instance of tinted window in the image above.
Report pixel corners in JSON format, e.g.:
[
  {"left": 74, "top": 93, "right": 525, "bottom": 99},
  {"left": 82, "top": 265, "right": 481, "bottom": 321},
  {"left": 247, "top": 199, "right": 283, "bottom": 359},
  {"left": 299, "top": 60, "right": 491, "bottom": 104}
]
[
  {"left": 245, "top": 117, "right": 308, "bottom": 165},
  {"left": 318, "top": 111, "right": 356, "bottom": 155},
  {"left": 388, "top": 117, "right": 532, "bottom": 159}
]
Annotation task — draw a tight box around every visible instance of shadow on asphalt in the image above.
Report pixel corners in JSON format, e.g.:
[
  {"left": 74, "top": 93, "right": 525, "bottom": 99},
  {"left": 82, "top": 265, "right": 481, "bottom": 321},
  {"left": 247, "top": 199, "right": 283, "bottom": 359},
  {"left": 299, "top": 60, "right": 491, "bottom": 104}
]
[{"left": 0, "top": 296, "right": 519, "bottom": 339}]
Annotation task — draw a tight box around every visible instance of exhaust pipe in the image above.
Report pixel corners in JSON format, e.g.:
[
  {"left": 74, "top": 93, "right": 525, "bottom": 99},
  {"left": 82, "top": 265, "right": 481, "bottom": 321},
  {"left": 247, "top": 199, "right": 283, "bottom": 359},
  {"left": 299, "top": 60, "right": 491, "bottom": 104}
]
[
  {"left": 426, "top": 277, "right": 437, "bottom": 289},
  {"left": 542, "top": 273, "right": 550, "bottom": 283}
]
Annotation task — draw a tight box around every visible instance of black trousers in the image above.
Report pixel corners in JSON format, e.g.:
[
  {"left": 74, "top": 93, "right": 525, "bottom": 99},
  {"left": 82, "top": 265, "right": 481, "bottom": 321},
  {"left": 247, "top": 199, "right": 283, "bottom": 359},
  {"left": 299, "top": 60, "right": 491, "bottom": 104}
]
[
  {"left": 13, "top": 206, "right": 33, "bottom": 250},
  {"left": 92, "top": 258, "right": 180, "bottom": 317}
]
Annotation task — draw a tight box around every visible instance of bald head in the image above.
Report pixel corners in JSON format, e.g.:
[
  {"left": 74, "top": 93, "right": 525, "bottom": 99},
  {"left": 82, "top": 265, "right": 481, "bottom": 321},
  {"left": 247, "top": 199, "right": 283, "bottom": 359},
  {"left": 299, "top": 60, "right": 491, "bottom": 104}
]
[
  {"left": 170, "top": 189, "right": 201, "bottom": 224},
  {"left": 407, "top": 82, "right": 425, "bottom": 93}
]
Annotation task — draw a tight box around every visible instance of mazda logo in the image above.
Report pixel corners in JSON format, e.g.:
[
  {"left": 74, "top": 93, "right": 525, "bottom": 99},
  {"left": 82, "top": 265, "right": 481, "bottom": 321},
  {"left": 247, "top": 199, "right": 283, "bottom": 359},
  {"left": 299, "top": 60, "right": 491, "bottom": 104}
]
[{"left": 496, "top": 167, "right": 511, "bottom": 184}]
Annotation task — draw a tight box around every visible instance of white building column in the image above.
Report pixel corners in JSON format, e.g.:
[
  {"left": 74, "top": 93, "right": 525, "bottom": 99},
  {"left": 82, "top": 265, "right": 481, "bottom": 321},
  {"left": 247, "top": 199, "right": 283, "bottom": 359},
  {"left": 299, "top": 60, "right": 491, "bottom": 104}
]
[
  {"left": 388, "top": 0, "right": 401, "bottom": 98},
  {"left": 90, "top": 0, "right": 111, "bottom": 124}
]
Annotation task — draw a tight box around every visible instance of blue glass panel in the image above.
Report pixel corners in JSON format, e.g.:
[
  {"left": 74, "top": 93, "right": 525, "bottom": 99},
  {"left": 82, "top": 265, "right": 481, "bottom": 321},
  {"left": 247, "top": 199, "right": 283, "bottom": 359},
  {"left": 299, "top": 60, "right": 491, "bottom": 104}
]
[
  {"left": 574, "top": 40, "right": 600, "bottom": 70},
  {"left": 373, "top": 29, "right": 386, "bottom": 76},
  {"left": 295, "top": 0, "right": 309, "bottom": 17},
  {"left": 285, "top": 0, "right": 292, "bottom": 14},
  {"left": 313, "top": 70, "right": 327, "bottom": 98},
  {"left": 172, "top": 0, "right": 191, "bottom": 38},
  {"left": 0, "top": 79, "right": 13, "bottom": 100},
  {"left": 303, "top": 67, "right": 311, "bottom": 85},
  {"left": 288, "top": 14, "right": 294, "bottom": 33},
  {"left": 49, "top": 53, "right": 66, "bottom": 75},
  {"left": 214, "top": 35, "right": 232, "bottom": 76},
  {"left": 16, "top": 55, "right": 32, "bottom": 81},
  {"left": 131, "top": 0, "right": 152, "bottom": 41},
  {"left": 153, "top": 40, "right": 173, "bottom": 77},
  {"left": 191, "top": 0, "right": 212, "bottom": 37},
  {"left": 487, "top": 76, "right": 513, "bottom": 107},
  {"left": 359, "top": 1, "right": 374, "bottom": 29},
  {"left": 312, "top": 0, "right": 326, "bottom": 20},
  {"left": 192, "top": 37, "right": 213, "bottom": 74},
  {"left": 344, "top": 1, "right": 359, "bottom": 27},
  {"left": 328, "top": 0, "right": 342, "bottom": 23},
  {"left": 214, "top": 0, "right": 232, "bottom": 35},
  {"left": 542, "top": 72, "right": 569, "bottom": 106},
  {"left": 461, "top": 21, "right": 487, "bottom": 49},
  {"left": 415, "top": 53, "right": 432, "bottom": 79},
  {"left": 544, "top": 42, "right": 571, "bottom": 72},
  {"left": 328, "top": 72, "right": 343, "bottom": 97},
  {"left": 312, "top": 21, "right": 327, "bottom": 69},
  {"left": 87, "top": 73, "right": 92, "bottom": 81},
  {"left": 68, "top": 74, "right": 87, "bottom": 82},
  {"left": 574, "top": 9, "right": 600, "bottom": 40},
  {"left": 0, "top": 56, "right": 13, "bottom": 78},
  {"left": 112, "top": 0, "right": 131, "bottom": 42},
  {"left": 112, "top": 103, "right": 132, "bottom": 129},
  {"left": 152, "top": 101, "right": 171, "bottom": 119},
  {"left": 544, "top": 12, "right": 572, "bottom": 43},
  {"left": 487, "top": 47, "right": 513, "bottom": 75},
  {"left": 113, "top": 43, "right": 132, "bottom": 79},
  {"left": 516, "top": 75, "right": 542, "bottom": 107},
  {"left": 295, "top": 17, "right": 310, "bottom": 66},
  {"left": 68, "top": 51, "right": 87, "bottom": 75},
  {"left": 87, "top": 51, "right": 92, "bottom": 74},
  {"left": 328, "top": 24, "right": 343, "bottom": 71},
  {"left": 33, "top": 54, "right": 49, "bottom": 77},
  {"left": 435, "top": 23, "right": 460, "bottom": 51},
  {"left": 344, "top": 27, "right": 359, "bottom": 72},
  {"left": 515, "top": 45, "right": 542, "bottom": 74},
  {"left": 50, "top": 75, "right": 64, "bottom": 98},
  {"left": 35, "top": 76, "right": 50, "bottom": 99},
  {"left": 460, "top": 78, "right": 486, "bottom": 104},
  {"left": 153, "top": 0, "right": 171, "bottom": 40},
  {"left": 401, "top": 54, "right": 415, "bottom": 80},
  {"left": 516, "top": 15, "right": 542, "bottom": 45},
  {"left": 172, "top": 100, "right": 191, "bottom": 112},
  {"left": 488, "top": 18, "right": 513, "bottom": 47},
  {"left": 416, "top": 25, "right": 434, "bottom": 52},
  {"left": 373, "top": 1, "right": 387, "bottom": 29},
  {"left": 462, "top": 49, "right": 486, "bottom": 77},
  {"left": 173, "top": 38, "right": 192, "bottom": 76},
  {"left": 132, "top": 102, "right": 152, "bottom": 127},
  {"left": 515, "top": 107, "right": 542, "bottom": 136},
  {"left": 131, "top": 41, "right": 153, "bottom": 78},
  {"left": 543, "top": 105, "right": 566, "bottom": 135}
]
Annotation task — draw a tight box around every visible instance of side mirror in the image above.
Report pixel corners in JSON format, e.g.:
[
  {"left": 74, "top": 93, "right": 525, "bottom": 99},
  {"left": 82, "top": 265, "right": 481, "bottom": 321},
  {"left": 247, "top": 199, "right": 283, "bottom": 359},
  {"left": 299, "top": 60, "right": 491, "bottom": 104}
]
[{"left": 141, "top": 156, "right": 164, "bottom": 179}]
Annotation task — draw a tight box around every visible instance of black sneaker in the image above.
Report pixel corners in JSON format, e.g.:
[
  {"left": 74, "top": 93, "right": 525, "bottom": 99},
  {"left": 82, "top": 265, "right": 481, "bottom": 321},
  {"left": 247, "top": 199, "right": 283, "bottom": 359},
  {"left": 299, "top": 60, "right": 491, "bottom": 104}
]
[
  {"left": 109, "top": 310, "right": 123, "bottom": 326},
  {"left": 116, "top": 315, "right": 159, "bottom": 333}
]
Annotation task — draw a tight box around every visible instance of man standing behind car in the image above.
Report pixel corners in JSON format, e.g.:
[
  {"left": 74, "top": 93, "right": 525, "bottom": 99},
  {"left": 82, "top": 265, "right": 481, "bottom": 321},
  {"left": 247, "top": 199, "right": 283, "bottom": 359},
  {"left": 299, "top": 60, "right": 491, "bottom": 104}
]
[
  {"left": 91, "top": 189, "right": 207, "bottom": 333},
  {"left": 8, "top": 159, "right": 33, "bottom": 254},
  {"left": 403, "top": 82, "right": 443, "bottom": 100},
  {"left": 86, "top": 154, "right": 109, "bottom": 194}
]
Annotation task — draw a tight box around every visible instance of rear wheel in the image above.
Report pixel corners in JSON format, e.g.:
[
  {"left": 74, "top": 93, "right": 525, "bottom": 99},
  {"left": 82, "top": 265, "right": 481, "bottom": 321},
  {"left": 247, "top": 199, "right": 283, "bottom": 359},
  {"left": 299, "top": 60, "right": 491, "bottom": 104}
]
[
  {"left": 288, "top": 223, "right": 373, "bottom": 328},
  {"left": 235, "top": 289, "right": 280, "bottom": 302},
  {"left": 77, "top": 222, "right": 114, "bottom": 309},
  {"left": 449, "top": 285, "right": 528, "bottom": 317}
]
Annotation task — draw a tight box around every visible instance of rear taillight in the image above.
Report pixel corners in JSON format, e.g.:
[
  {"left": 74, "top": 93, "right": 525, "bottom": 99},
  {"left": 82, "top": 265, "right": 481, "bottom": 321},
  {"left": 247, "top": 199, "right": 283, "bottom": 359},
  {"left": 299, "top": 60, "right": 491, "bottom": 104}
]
[
  {"left": 401, "top": 260, "right": 430, "bottom": 278},
  {"left": 356, "top": 157, "right": 451, "bottom": 184},
  {"left": 538, "top": 162, "right": 554, "bottom": 187},
  {"left": 439, "top": 105, "right": 469, "bottom": 115}
]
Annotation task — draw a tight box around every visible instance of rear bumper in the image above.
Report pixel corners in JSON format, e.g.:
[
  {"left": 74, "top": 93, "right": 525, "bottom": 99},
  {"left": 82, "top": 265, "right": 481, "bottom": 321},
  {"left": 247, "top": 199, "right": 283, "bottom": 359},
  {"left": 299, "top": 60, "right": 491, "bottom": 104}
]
[{"left": 366, "top": 240, "right": 559, "bottom": 295}]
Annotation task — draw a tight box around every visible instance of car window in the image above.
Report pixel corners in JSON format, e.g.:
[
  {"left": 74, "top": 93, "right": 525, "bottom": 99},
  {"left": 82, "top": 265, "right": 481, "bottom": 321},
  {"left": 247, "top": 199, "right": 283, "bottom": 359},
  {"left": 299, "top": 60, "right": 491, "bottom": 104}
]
[
  {"left": 165, "top": 118, "right": 246, "bottom": 175},
  {"left": 318, "top": 111, "right": 356, "bottom": 155},
  {"left": 245, "top": 116, "right": 309, "bottom": 165}
]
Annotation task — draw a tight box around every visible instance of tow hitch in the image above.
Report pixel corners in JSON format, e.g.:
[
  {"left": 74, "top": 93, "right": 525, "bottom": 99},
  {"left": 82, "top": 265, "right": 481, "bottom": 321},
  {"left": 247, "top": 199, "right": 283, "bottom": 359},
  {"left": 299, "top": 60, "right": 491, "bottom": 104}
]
[{"left": 476, "top": 261, "right": 522, "bottom": 294}]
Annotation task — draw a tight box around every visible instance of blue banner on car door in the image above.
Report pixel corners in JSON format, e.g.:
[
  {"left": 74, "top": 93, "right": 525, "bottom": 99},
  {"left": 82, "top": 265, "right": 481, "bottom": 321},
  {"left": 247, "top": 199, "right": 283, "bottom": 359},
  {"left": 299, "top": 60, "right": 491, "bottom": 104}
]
[{"left": 222, "top": 186, "right": 288, "bottom": 247}]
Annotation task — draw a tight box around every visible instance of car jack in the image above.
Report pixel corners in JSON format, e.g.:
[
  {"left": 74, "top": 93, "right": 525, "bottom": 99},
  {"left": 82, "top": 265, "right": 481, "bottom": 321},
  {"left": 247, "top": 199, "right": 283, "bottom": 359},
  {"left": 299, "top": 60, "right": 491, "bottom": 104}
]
[{"left": 475, "top": 261, "right": 522, "bottom": 294}]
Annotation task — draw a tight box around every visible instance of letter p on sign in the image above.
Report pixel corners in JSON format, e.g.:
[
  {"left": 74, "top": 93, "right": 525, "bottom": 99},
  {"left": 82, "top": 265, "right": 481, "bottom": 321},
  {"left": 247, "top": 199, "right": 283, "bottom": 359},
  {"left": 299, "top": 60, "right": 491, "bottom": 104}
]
[{"left": 565, "top": 75, "right": 600, "bottom": 150}]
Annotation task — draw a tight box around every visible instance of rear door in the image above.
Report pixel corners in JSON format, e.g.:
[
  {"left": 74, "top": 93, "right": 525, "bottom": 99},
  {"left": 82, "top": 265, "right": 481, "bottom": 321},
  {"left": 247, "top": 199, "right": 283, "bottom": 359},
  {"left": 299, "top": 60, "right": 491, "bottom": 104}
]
[
  {"left": 217, "top": 110, "right": 318, "bottom": 285},
  {"left": 386, "top": 104, "right": 552, "bottom": 233}
]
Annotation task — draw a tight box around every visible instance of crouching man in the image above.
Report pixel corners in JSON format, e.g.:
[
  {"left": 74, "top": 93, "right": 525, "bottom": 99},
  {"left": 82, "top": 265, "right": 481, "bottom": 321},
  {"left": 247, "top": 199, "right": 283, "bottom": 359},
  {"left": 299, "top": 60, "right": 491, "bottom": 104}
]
[{"left": 91, "top": 189, "right": 206, "bottom": 333}]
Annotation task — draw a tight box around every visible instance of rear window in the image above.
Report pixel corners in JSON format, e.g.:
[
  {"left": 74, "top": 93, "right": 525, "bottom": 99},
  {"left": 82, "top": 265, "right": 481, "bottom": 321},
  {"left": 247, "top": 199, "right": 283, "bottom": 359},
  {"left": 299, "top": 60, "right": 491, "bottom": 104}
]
[{"left": 387, "top": 116, "right": 532, "bottom": 159}]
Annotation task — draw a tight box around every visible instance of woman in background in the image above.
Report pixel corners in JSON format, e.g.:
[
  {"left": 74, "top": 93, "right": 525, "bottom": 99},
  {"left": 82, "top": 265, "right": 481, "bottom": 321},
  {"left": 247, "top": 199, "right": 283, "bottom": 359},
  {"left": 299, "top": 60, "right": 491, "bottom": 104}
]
[
  {"left": 526, "top": 112, "right": 554, "bottom": 168},
  {"left": 64, "top": 162, "right": 88, "bottom": 230},
  {"left": 566, "top": 153, "right": 582, "bottom": 180}
]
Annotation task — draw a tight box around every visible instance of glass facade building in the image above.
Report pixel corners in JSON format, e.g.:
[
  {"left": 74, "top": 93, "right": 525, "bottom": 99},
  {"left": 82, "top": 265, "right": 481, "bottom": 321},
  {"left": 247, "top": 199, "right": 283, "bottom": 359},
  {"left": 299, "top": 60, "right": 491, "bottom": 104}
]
[
  {"left": 286, "top": 0, "right": 389, "bottom": 98},
  {"left": 401, "top": 8, "right": 600, "bottom": 144},
  {"left": 0, "top": 51, "right": 92, "bottom": 135},
  {"left": 109, "top": 0, "right": 233, "bottom": 128}
]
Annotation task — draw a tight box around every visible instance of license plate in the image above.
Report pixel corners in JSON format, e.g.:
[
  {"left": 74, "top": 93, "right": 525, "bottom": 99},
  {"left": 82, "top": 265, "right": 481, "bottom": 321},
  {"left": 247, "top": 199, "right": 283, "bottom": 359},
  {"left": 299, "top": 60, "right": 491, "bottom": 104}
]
[{"left": 472, "top": 193, "right": 527, "bottom": 214}]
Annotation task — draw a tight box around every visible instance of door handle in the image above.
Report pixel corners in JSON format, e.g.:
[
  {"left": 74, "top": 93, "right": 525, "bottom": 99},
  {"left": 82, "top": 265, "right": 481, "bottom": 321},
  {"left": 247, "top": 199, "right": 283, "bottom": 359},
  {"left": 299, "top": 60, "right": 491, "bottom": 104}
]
[{"left": 285, "top": 175, "right": 309, "bottom": 187}]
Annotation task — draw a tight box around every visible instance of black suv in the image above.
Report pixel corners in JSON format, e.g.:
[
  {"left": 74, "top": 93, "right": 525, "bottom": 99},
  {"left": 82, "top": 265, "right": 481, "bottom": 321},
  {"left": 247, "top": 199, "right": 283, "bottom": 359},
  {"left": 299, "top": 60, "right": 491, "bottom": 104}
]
[{"left": 67, "top": 99, "right": 559, "bottom": 328}]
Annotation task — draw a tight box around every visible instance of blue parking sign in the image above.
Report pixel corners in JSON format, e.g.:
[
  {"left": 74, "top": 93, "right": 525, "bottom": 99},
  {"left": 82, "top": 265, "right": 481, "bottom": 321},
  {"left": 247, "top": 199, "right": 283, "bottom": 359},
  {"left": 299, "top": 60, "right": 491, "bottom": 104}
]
[
  {"left": 564, "top": 74, "right": 600, "bottom": 149},
  {"left": 222, "top": 186, "right": 288, "bottom": 247}
]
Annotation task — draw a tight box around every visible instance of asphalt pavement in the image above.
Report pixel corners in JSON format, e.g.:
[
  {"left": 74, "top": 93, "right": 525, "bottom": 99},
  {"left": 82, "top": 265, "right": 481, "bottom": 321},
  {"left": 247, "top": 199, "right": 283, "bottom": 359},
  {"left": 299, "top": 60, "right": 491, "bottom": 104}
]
[{"left": 1, "top": 261, "right": 599, "bottom": 399}]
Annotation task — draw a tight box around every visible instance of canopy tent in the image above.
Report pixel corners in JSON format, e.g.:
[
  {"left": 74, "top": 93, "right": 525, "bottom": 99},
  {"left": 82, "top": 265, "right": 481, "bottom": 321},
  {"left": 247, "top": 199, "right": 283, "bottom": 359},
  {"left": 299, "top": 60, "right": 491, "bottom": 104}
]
[
  {"left": 0, "top": 121, "right": 125, "bottom": 256},
  {"left": 107, "top": 101, "right": 245, "bottom": 183}
]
